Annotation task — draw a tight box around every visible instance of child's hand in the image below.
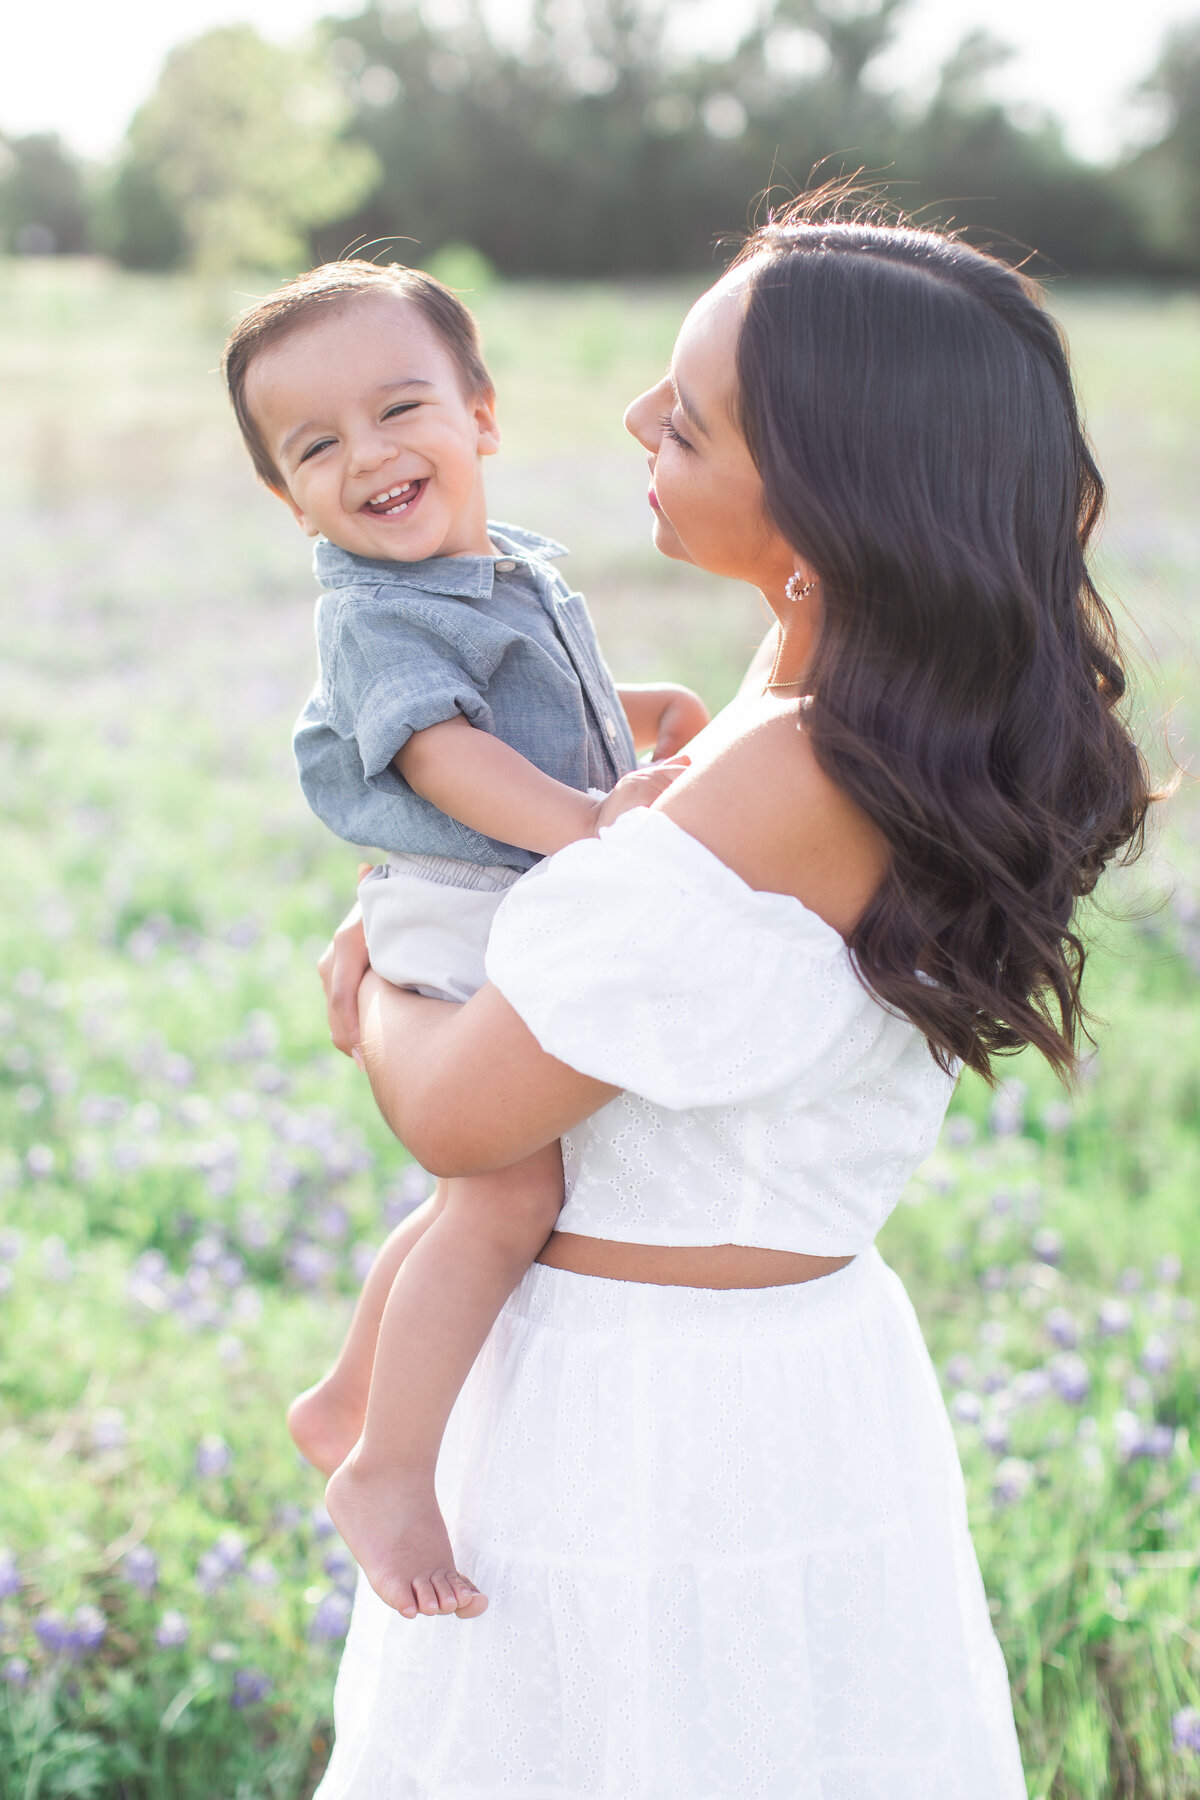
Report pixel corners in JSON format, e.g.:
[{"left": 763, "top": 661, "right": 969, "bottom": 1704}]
[
  {"left": 591, "top": 756, "right": 690, "bottom": 832},
  {"left": 652, "top": 687, "right": 709, "bottom": 760}
]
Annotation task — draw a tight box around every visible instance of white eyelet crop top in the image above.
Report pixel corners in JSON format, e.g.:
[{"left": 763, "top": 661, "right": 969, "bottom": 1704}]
[{"left": 485, "top": 807, "right": 956, "bottom": 1256}]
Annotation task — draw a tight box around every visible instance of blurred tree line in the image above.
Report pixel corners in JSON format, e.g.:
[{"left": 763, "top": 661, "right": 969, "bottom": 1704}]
[{"left": 1, "top": 0, "right": 1197, "bottom": 279}]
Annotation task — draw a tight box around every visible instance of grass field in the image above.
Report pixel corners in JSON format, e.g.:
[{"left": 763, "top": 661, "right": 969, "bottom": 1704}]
[{"left": 1, "top": 256, "right": 1199, "bottom": 1799}]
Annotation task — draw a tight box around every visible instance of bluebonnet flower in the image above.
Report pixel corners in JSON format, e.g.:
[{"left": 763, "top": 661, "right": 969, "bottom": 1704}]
[
  {"left": 2, "top": 1657, "right": 30, "bottom": 1686},
  {"left": 310, "top": 1505, "right": 336, "bottom": 1540},
  {"left": 352, "top": 1242, "right": 378, "bottom": 1282},
  {"left": 155, "top": 1610, "right": 190, "bottom": 1649},
  {"left": 231, "top": 1668, "right": 272, "bottom": 1709},
  {"left": 274, "top": 1503, "right": 305, "bottom": 1532},
  {"left": 1045, "top": 1308, "right": 1079, "bottom": 1349},
  {"left": 1173, "top": 1708, "right": 1200, "bottom": 1753},
  {"left": 247, "top": 1557, "right": 279, "bottom": 1588},
  {"left": 1155, "top": 1253, "right": 1182, "bottom": 1285},
  {"left": 287, "top": 1242, "right": 335, "bottom": 1288},
  {"left": 1040, "top": 1100, "right": 1073, "bottom": 1134},
  {"left": 988, "top": 1082, "right": 1025, "bottom": 1137},
  {"left": 70, "top": 1605, "right": 106, "bottom": 1652},
  {"left": 33, "top": 1609, "right": 71, "bottom": 1652},
  {"left": 122, "top": 1546, "right": 159, "bottom": 1594},
  {"left": 213, "top": 1532, "right": 247, "bottom": 1575},
  {"left": 91, "top": 1408, "right": 127, "bottom": 1452},
  {"left": 0, "top": 1550, "right": 19, "bottom": 1599},
  {"left": 41, "top": 1236, "right": 72, "bottom": 1280},
  {"left": 1012, "top": 1370, "right": 1052, "bottom": 1406},
  {"left": 943, "top": 1116, "right": 975, "bottom": 1148},
  {"left": 943, "top": 1354, "right": 974, "bottom": 1389},
  {"left": 309, "top": 1591, "right": 353, "bottom": 1643},
  {"left": 196, "top": 1551, "right": 229, "bottom": 1594},
  {"left": 1048, "top": 1353, "right": 1090, "bottom": 1404},
  {"left": 982, "top": 1416, "right": 1010, "bottom": 1454},
  {"left": 950, "top": 1391, "right": 982, "bottom": 1425},
  {"left": 195, "top": 1434, "right": 232, "bottom": 1477},
  {"left": 1097, "top": 1298, "right": 1132, "bottom": 1338},
  {"left": 992, "top": 1458, "right": 1035, "bottom": 1504},
  {"left": 1140, "top": 1334, "right": 1173, "bottom": 1375},
  {"left": 1031, "top": 1229, "right": 1063, "bottom": 1267},
  {"left": 163, "top": 1053, "right": 195, "bottom": 1087},
  {"left": 323, "top": 1547, "right": 357, "bottom": 1594},
  {"left": 1117, "top": 1266, "right": 1143, "bottom": 1294}
]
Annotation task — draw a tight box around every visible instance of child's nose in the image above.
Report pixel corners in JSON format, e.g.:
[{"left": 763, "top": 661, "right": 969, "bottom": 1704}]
[{"left": 350, "top": 428, "right": 400, "bottom": 476}]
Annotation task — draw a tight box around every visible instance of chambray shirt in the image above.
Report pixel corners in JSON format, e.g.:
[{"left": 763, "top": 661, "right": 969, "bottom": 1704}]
[{"left": 293, "top": 523, "right": 637, "bottom": 870}]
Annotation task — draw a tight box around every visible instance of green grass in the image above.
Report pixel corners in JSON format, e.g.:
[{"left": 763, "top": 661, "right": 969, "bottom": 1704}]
[{"left": 1, "top": 257, "right": 1199, "bottom": 1798}]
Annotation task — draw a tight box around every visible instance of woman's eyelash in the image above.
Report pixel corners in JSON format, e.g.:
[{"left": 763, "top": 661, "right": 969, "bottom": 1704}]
[{"left": 659, "top": 412, "right": 691, "bottom": 449}]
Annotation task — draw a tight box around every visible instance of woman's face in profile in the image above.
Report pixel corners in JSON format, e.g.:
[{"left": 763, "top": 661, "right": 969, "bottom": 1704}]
[{"left": 624, "top": 263, "right": 793, "bottom": 597}]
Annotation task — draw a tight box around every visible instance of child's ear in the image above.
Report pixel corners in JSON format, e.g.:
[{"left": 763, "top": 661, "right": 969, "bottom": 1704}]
[
  {"left": 473, "top": 388, "right": 501, "bottom": 458},
  {"left": 267, "top": 479, "right": 320, "bottom": 537}
]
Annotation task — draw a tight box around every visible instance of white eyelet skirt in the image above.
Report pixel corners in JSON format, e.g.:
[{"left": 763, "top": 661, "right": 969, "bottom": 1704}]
[{"left": 313, "top": 1248, "right": 1027, "bottom": 1799}]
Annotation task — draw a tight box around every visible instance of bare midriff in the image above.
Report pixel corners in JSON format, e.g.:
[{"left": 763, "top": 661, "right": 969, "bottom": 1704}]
[{"left": 535, "top": 1232, "right": 854, "bottom": 1290}]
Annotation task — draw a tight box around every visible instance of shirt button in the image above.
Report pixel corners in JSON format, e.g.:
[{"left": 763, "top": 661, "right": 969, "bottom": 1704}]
[
  {"left": 494, "top": 558, "right": 517, "bottom": 573},
  {"left": 604, "top": 714, "right": 617, "bottom": 740}
]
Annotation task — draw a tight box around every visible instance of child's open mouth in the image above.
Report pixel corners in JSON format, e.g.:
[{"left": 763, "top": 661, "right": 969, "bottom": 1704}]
[{"left": 362, "top": 478, "right": 427, "bottom": 518}]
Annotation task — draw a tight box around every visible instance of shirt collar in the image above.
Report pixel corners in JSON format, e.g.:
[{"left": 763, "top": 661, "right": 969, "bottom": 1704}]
[{"left": 313, "top": 521, "right": 569, "bottom": 600}]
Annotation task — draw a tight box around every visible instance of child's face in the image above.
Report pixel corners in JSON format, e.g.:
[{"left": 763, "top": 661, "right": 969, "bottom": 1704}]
[{"left": 246, "top": 294, "right": 501, "bottom": 561}]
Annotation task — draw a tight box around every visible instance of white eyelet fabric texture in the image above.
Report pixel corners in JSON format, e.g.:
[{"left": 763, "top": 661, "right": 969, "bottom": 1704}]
[
  {"left": 315, "top": 1254, "right": 1026, "bottom": 1798},
  {"left": 485, "top": 808, "right": 957, "bottom": 1255},
  {"left": 313, "top": 810, "right": 1025, "bottom": 1797}
]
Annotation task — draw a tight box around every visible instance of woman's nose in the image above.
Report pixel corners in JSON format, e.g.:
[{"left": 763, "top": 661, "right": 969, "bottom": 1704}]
[{"left": 624, "top": 384, "right": 663, "bottom": 451}]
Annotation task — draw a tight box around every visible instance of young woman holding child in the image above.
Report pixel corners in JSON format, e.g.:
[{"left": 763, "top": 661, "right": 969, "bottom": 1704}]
[{"left": 306, "top": 204, "right": 1151, "bottom": 1797}]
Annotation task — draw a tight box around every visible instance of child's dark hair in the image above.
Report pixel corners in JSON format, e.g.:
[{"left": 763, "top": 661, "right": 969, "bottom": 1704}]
[
  {"left": 729, "top": 197, "right": 1156, "bottom": 1082},
  {"left": 221, "top": 260, "right": 493, "bottom": 490}
]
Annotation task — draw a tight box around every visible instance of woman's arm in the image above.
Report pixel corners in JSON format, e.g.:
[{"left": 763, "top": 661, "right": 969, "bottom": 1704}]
[{"left": 355, "top": 972, "right": 617, "bottom": 1177}]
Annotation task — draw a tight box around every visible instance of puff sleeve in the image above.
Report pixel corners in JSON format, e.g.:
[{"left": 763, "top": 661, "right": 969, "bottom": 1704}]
[{"left": 486, "top": 808, "right": 887, "bottom": 1110}]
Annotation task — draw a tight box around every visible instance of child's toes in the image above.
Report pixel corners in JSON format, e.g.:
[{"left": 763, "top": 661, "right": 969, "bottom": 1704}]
[
  {"left": 453, "top": 1581, "right": 488, "bottom": 1620},
  {"left": 412, "top": 1577, "right": 442, "bottom": 1616},
  {"left": 430, "top": 1570, "right": 459, "bottom": 1612}
]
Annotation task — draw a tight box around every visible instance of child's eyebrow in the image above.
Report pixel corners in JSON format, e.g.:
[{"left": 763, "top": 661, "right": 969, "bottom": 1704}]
[{"left": 669, "top": 374, "right": 708, "bottom": 438}]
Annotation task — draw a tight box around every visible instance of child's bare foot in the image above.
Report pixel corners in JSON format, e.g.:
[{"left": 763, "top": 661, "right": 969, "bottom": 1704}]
[
  {"left": 325, "top": 1451, "right": 487, "bottom": 1621},
  {"left": 287, "top": 1377, "right": 365, "bottom": 1478}
]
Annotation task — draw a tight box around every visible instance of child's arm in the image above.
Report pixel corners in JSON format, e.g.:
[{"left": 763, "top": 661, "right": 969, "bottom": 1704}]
[
  {"left": 394, "top": 717, "right": 683, "bottom": 857},
  {"left": 617, "top": 683, "right": 710, "bottom": 759}
]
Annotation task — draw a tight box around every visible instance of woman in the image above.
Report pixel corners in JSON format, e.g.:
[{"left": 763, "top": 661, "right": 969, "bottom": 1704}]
[{"left": 312, "top": 206, "right": 1151, "bottom": 1798}]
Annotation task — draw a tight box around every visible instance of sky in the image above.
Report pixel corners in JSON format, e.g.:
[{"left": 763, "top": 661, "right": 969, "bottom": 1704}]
[{"left": 0, "top": 0, "right": 1193, "bottom": 165}]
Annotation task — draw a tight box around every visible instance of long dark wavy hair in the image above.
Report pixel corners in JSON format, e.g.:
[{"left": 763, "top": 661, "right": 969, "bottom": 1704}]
[{"left": 731, "top": 200, "right": 1156, "bottom": 1082}]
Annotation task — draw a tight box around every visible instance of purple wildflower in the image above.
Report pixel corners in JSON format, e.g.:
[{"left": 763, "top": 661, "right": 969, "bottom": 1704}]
[
  {"left": 196, "top": 1551, "right": 229, "bottom": 1595},
  {"left": 950, "top": 1391, "right": 982, "bottom": 1425},
  {"left": 1117, "top": 1266, "right": 1143, "bottom": 1294},
  {"left": 309, "top": 1591, "right": 353, "bottom": 1643},
  {"left": 231, "top": 1668, "right": 273, "bottom": 1709},
  {"left": 1140, "top": 1334, "right": 1173, "bottom": 1376},
  {"left": 1097, "top": 1298, "right": 1132, "bottom": 1338},
  {"left": 26, "top": 1145, "right": 55, "bottom": 1178},
  {"left": 1013, "top": 1369, "right": 1053, "bottom": 1406},
  {"left": 992, "top": 1457, "right": 1035, "bottom": 1504},
  {"left": 310, "top": 1505, "right": 336, "bottom": 1540},
  {"left": 122, "top": 1546, "right": 159, "bottom": 1594},
  {"left": 1048, "top": 1353, "right": 1090, "bottom": 1404},
  {"left": 195, "top": 1434, "right": 232, "bottom": 1478},
  {"left": 323, "top": 1546, "right": 357, "bottom": 1593},
  {"left": 70, "top": 1605, "right": 106, "bottom": 1652},
  {"left": 0, "top": 1550, "right": 19, "bottom": 1599},
  {"left": 1031, "top": 1229, "right": 1063, "bottom": 1267},
  {"left": 33, "top": 1609, "right": 71, "bottom": 1653},
  {"left": 1155, "top": 1253, "right": 1182, "bottom": 1285},
  {"left": 982, "top": 1416, "right": 1010, "bottom": 1454},
  {"left": 1173, "top": 1708, "right": 1200, "bottom": 1753},
  {"left": 91, "top": 1409, "right": 127, "bottom": 1453},
  {"left": 2, "top": 1657, "right": 30, "bottom": 1686},
  {"left": 1045, "top": 1308, "right": 1079, "bottom": 1349},
  {"left": 155, "top": 1610, "right": 190, "bottom": 1649},
  {"left": 213, "top": 1532, "right": 247, "bottom": 1574},
  {"left": 247, "top": 1557, "right": 278, "bottom": 1588}
]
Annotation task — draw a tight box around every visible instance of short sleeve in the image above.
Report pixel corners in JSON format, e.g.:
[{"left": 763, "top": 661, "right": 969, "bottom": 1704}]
[
  {"left": 328, "top": 591, "right": 510, "bottom": 789},
  {"left": 485, "top": 808, "right": 881, "bottom": 1110}
]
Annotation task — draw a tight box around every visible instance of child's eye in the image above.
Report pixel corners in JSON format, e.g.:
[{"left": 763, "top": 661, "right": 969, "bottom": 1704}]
[
  {"left": 659, "top": 412, "right": 691, "bottom": 450},
  {"left": 298, "top": 438, "right": 335, "bottom": 464},
  {"left": 383, "top": 403, "right": 418, "bottom": 421}
]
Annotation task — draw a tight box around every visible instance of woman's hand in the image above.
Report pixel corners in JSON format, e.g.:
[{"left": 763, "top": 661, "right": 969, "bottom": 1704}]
[{"left": 318, "top": 869, "right": 373, "bottom": 1062}]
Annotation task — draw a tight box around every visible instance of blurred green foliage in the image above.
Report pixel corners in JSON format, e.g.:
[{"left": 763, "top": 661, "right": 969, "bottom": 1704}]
[{"left": 0, "top": 0, "right": 1198, "bottom": 279}]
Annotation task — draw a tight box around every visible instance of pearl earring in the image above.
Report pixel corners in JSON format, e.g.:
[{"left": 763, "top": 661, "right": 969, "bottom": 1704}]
[{"left": 785, "top": 572, "right": 816, "bottom": 603}]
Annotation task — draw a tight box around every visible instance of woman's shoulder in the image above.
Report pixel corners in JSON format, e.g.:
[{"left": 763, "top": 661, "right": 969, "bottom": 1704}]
[{"left": 652, "top": 696, "right": 888, "bottom": 942}]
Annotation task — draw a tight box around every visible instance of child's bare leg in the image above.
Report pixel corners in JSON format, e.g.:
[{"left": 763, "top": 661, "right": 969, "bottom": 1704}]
[
  {"left": 288, "top": 1184, "right": 446, "bottom": 1476},
  {"left": 325, "top": 1141, "right": 563, "bottom": 1621}
]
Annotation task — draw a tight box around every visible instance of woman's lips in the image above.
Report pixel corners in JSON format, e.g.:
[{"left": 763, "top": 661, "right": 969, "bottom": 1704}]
[{"left": 648, "top": 485, "right": 661, "bottom": 512}]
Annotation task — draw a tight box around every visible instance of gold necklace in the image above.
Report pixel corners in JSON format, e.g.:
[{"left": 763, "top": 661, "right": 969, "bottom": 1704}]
[{"left": 766, "top": 676, "right": 805, "bottom": 690}]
